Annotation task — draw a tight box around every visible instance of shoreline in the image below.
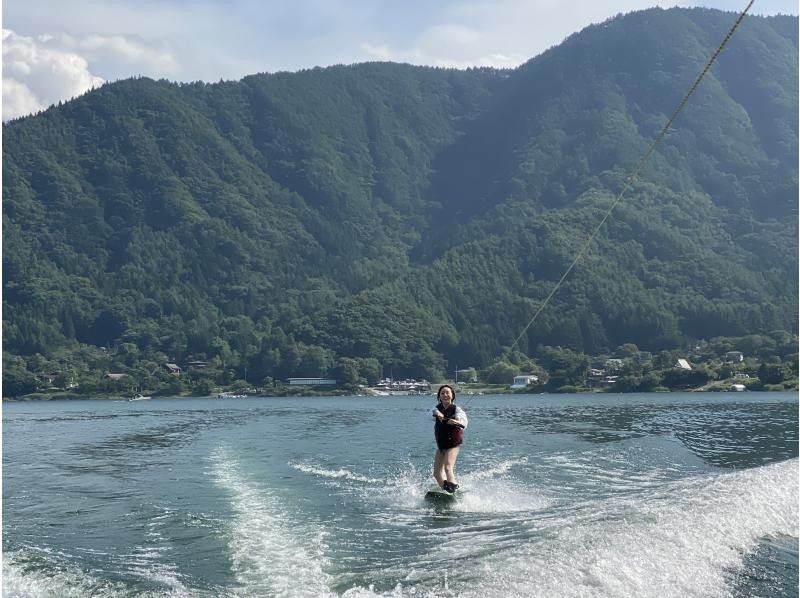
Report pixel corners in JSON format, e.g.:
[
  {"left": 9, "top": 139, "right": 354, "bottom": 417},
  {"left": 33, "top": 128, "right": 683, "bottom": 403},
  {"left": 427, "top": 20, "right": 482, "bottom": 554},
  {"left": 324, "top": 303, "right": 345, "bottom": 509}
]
[{"left": 4, "top": 383, "right": 796, "bottom": 402}]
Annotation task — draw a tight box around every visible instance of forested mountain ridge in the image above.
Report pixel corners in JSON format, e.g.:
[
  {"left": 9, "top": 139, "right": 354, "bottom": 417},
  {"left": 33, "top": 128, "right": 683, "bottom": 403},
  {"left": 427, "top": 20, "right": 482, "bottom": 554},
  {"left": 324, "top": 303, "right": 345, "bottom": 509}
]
[{"left": 3, "top": 8, "right": 797, "bottom": 393}]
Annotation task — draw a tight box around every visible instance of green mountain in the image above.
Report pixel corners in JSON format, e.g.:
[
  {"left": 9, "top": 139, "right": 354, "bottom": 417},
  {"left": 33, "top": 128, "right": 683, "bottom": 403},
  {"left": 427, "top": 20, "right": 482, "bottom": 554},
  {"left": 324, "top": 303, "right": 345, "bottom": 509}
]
[{"left": 3, "top": 8, "right": 797, "bottom": 391}]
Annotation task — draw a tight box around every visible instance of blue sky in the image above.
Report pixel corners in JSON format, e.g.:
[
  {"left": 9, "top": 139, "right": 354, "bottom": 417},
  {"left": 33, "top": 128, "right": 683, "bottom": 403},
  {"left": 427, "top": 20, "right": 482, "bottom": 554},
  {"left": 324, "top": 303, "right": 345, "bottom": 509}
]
[{"left": 2, "top": 0, "right": 796, "bottom": 120}]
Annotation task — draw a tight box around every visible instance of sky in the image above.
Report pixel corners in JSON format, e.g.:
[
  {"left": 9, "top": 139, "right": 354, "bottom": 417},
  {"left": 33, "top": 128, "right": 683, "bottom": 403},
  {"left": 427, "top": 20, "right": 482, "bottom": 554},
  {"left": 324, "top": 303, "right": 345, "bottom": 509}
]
[{"left": 2, "top": 0, "right": 797, "bottom": 121}]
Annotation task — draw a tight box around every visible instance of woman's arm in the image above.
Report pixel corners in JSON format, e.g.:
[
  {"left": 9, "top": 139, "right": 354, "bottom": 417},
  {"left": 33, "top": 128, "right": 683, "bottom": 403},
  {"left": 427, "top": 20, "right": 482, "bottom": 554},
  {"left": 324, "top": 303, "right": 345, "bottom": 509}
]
[{"left": 450, "top": 406, "right": 468, "bottom": 428}]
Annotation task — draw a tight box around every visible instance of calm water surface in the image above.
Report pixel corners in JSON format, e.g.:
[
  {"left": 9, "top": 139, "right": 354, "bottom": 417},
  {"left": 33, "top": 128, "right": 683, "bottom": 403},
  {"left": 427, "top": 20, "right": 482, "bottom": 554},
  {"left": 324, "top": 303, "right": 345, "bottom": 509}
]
[{"left": 3, "top": 392, "right": 798, "bottom": 597}]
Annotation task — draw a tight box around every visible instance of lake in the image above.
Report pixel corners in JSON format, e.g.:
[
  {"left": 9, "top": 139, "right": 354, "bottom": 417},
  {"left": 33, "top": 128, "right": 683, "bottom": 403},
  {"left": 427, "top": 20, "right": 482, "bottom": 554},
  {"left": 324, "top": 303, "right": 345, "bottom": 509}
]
[{"left": 3, "top": 392, "right": 798, "bottom": 597}]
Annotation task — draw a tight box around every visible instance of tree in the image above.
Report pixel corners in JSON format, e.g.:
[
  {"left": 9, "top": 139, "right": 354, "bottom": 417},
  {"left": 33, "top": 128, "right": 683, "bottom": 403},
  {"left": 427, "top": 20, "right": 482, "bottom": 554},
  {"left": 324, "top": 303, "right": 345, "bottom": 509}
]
[
  {"left": 2, "top": 354, "right": 38, "bottom": 396},
  {"left": 662, "top": 368, "right": 710, "bottom": 389},
  {"left": 356, "top": 358, "right": 382, "bottom": 385},
  {"left": 482, "top": 360, "right": 519, "bottom": 385},
  {"left": 540, "top": 346, "right": 589, "bottom": 390},
  {"left": 164, "top": 376, "right": 185, "bottom": 396},
  {"left": 758, "top": 363, "right": 786, "bottom": 385},
  {"left": 615, "top": 343, "right": 639, "bottom": 358},
  {"left": 331, "top": 358, "right": 359, "bottom": 385}
]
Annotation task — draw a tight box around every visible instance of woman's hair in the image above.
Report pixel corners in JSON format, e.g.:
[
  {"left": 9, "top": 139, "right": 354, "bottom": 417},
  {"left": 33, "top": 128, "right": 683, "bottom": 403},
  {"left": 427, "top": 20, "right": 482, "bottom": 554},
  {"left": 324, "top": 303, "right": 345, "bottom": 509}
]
[{"left": 437, "top": 384, "right": 456, "bottom": 402}]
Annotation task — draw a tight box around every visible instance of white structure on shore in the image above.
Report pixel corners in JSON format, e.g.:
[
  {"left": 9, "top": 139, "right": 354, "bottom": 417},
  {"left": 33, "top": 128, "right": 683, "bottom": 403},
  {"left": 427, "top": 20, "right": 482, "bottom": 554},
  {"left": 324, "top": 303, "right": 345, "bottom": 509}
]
[
  {"left": 372, "top": 379, "right": 431, "bottom": 395},
  {"left": 287, "top": 377, "right": 337, "bottom": 386},
  {"left": 510, "top": 375, "right": 539, "bottom": 389}
]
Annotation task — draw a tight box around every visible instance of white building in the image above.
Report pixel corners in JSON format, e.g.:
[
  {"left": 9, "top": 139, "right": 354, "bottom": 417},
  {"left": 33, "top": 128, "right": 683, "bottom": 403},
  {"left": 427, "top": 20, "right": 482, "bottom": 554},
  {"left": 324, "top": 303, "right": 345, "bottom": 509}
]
[
  {"left": 510, "top": 375, "right": 539, "bottom": 389},
  {"left": 725, "top": 351, "right": 744, "bottom": 363},
  {"left": 287, "top": 378, "right": 337, "bottom": 386}
]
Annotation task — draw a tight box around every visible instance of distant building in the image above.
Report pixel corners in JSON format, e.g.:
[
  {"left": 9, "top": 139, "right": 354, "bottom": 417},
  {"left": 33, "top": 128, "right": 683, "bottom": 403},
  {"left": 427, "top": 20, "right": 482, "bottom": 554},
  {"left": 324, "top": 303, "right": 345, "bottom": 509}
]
[
  {"left": 675, "top": 359, "right": 692, "bottom": 370},
  {"left": 104, "top": 373, "right": 127, "bottom": 381},
  {"left": 725, "top": 351, "right": 744, "bottom": 363},
  {"left": 588, "top": 368, "right": 614, "bottom": 387},
  {"left": 39, "top": 372, "right": 59, "bottom": 385},
  {"left": 187, "top": 360, "right": 207, "bottom": 369},
  {"left": 287, "top": 377, "right": 337, "bottom": 386},
  {"left": 163, "top": 363, "right": 182, "bottom": 375},
  {"left": 510, "top": 375, "right": 539, "bottom": 389},
  {"left": 373, "top": 379, "right": 430, "bottom": 394}
]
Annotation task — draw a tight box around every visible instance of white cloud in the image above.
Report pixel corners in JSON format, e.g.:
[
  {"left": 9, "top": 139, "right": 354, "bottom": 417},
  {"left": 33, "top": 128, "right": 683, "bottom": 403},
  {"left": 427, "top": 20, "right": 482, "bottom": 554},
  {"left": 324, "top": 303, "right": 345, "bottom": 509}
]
[
  {"left": 358, "top": 1, "right": 674, "bottom": 70},
  {"left": 2, "top": 78, "right": 45, "bottom": 121},
  {"left": 2, "top": 29, "right": 104, "bottom": 120},
  {"left": 54, "top": 32, "right": 179, "bottom": 74},
  {"left": 361, "top": 22, "right": 525, "bottom": 69},
  {"left": 360, "top": 42, "right": 393, "bottom": 62},
  {"left": 2, "top": 28, "right": 181, "bottom": 120},
  {"left": 358, "top": 0, "right": 798, "bottom": 71}
]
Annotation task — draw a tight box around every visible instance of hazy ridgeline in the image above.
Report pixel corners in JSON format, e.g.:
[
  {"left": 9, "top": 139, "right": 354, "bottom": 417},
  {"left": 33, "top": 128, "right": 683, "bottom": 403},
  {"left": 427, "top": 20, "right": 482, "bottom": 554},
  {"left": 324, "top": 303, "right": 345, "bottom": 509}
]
[{"left": 3, "top": 7, "right": 797, "bottom": 391}]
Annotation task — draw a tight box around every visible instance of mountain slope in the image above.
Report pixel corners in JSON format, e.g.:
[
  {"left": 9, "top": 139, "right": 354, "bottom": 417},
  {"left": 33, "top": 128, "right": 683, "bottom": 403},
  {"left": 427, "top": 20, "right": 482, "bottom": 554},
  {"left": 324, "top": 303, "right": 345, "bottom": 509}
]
[{"left": 3, "top": 8, "right": 797, "bottom": 386}]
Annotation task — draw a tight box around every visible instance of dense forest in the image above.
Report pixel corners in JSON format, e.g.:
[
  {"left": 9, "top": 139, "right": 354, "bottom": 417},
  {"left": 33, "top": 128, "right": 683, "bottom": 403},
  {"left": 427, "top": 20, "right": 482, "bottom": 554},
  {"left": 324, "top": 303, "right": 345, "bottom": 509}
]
[{"left": 3, "top": 7, "right": 798, "bottom": 396}]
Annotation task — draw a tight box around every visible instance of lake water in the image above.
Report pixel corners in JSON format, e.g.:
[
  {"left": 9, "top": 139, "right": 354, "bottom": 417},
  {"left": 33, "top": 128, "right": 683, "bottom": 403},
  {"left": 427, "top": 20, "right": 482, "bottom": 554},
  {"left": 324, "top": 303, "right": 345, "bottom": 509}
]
[{"left": 3, "top": 392, "right": 798, "bottom": 597}]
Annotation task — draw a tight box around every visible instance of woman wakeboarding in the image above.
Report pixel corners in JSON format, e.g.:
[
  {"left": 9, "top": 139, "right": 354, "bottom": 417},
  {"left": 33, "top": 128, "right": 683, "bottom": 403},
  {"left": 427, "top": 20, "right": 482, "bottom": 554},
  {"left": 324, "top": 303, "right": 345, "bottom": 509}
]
[{"left": 431, "top": 384, "right": 468, "bottom": 493}]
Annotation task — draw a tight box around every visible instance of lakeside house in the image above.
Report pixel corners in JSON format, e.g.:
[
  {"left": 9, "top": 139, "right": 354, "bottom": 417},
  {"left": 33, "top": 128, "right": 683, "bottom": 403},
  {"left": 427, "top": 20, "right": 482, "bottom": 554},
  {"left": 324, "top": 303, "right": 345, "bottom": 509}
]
[
  {"left": 675, "top": 359, "right": 692, "bottom": 370},
  {"left": 287, "top": 377, "right": 337, "bottom": 386},
  {"left": 725, "top": 351, "right": 744, "bottom": 363},
  {"left": 38, "top": 372, "right": 58, "bottom": 385},
  {"left": 588, "top": 367, "right": 619, "bottom": 386},
  {"left": 510, "top": 375, "right": 539, "bottom": 389},
  {"left": 103, "top": 373, "right": 127, "bottom": 381},
  {"left": 163, "top": 363, "right": 182, "bottom": 375}
]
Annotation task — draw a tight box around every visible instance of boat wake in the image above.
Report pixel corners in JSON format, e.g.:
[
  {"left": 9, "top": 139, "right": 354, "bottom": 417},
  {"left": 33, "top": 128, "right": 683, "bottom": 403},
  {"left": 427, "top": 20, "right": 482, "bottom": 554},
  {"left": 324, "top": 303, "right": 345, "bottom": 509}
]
[
  {"left": 447, "top": 458, "right": 799, "bottom": 598},
  {"left": 289, "top": 456, "right": 550, "bottom": 513},
  {"left": 269, "top": 454, "right": 799, "bottom": 597},
  {"left": 210, "top": 447, "right": 334, "bottom": 597}
]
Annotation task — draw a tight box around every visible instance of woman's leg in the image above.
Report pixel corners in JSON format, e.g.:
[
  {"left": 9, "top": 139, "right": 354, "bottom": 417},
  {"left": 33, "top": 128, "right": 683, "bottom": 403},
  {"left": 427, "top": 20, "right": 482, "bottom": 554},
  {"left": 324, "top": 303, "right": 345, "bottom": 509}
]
[
  {"left": 443, "top": 447, "right": 460, "bottom": 485},
  {"left": 433, "top": 449, "right": 447, "bottom": 488}
]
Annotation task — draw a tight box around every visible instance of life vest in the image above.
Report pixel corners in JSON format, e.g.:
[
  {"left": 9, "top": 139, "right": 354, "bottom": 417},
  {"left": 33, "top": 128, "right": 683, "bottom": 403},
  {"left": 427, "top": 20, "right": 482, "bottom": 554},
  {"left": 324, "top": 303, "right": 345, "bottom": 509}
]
[{"left": 434, "top": 402, "right": 464, "bottom": 449}]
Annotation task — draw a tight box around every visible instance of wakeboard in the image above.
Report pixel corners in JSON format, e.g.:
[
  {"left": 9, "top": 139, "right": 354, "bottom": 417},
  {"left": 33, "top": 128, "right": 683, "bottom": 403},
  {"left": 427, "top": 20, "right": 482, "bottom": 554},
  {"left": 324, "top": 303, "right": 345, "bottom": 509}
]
[{"left": 424, "top": 488, "right": 462, "bottom": 504}]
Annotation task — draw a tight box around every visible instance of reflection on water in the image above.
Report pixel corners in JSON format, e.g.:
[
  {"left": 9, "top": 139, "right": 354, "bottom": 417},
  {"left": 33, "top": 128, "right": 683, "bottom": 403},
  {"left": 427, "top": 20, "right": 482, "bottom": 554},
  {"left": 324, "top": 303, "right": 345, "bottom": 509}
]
[
  {"left": 731, "top": 534, "right": 799, "bottom": 598},
  {"left": 504, "top": 400, "right": 798, "bottom": 468}
]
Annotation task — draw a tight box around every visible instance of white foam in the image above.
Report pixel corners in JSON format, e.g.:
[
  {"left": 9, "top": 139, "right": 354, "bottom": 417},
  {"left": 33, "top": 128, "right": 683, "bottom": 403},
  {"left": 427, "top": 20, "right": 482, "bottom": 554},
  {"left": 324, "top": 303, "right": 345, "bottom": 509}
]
[
  {"left": 466, "top": 457, "right": 528, "bottom": 481},
  {"left": 451, "top": 459, "right": 799, "bottom": 597},
  {"left": 2, "top": 548, "right": 195, "bottom": 598},
  {"left": 211, "top": 448, "right": 335, "bottom": 597},
  {"left": 289, "top": 462, "right": 383, "bottom": 484},
  {"left": 290, "top": 455, "right": 545, "bottom": 515},
  {"left": 452, "top": 477, "right": 553, "bottom": 513},
  {"left": 3, "top": 550, "right": 123, "bottom": 598},
  {"left": 345, "top": 459, "right": 552, "bottom": 515}
]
